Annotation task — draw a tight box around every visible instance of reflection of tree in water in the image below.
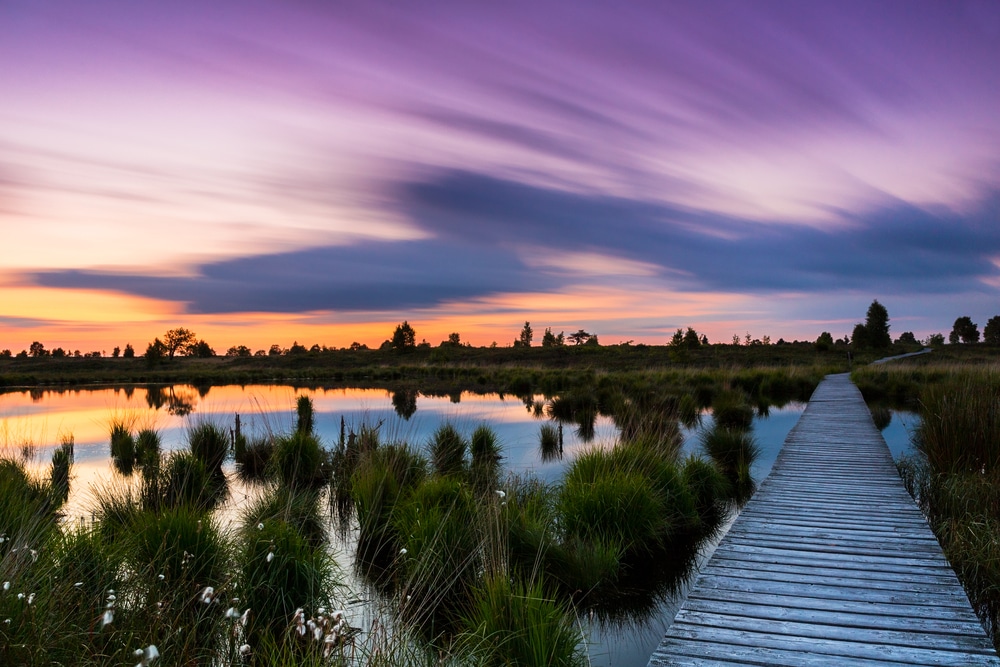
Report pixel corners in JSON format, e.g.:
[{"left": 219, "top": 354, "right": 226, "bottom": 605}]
[
  {"left": 391, "top": 389, "right": 417, "bottom": 420},
  {"left": 144, "top": 384, "right": 198, "bottom": 416}
]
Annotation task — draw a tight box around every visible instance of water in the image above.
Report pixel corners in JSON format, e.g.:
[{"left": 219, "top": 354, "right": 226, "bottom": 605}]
[
  {"left": 0, "top": 384, "right": 617, "bottom": 517},
  {"left": 2, "top": 384, "right": 915, "bottom": 666}
]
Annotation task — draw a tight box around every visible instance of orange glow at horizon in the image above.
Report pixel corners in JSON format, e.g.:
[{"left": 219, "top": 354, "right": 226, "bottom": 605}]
[{"left": 1, "top": 281, "right": 828, "bottom": 353}]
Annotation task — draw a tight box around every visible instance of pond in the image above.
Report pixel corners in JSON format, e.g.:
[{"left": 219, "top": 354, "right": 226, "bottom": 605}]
[{"left": 0, "top": 384, "right": 920, "bottom": 665}]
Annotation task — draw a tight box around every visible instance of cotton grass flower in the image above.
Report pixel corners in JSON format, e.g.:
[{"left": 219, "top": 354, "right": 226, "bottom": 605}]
[{"left": 134, "top": 644, "right": 159, "bottom": 667}]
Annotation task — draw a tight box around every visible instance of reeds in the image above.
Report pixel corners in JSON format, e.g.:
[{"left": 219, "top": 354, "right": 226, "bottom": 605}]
[{"left": 895, "top": 367, "right": 1000, "bottom": 649}]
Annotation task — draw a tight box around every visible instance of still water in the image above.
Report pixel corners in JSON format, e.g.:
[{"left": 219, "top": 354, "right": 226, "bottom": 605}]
[{"left": 0, "top": 384, "right": 918, "bottom": 666}]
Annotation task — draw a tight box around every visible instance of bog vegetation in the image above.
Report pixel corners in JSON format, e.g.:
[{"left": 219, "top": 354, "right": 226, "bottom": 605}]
[
  {"left": 857, "top": 360, "right": 1000, "bottom": 650},
  {"left": 0, "top": 377, "right": 774, "bottom": 666}
]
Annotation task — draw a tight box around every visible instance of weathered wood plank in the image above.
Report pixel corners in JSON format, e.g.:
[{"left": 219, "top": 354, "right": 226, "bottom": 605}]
[{"left": 648, "top": 373, "right": 1000, "bottom": 666}]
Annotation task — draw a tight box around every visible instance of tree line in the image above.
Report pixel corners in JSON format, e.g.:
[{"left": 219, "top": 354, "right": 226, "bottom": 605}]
[{"left": 4, "top": 310, "right": 1000, "bottom": 361}]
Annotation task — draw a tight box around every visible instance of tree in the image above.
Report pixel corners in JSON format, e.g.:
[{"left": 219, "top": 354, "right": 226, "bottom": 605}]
[
  {"left": 683, "top": 327, "right": 701, "bottom": 349},
  {"left": 268, "top": 344, "right": 283, "bottom": 356},
  {"left": 983, "top": 316, "right": 1000, "bottom": 345},
  {"left": 815, "top": 332, "right": 834, "bottom": 351},
  {"left": 518, "top": 322, "right": 533, "bottom": 348},
  {"left": 441, "top": 332, "right": 462, "bottom": 347},
  {"left": 864, "top": 300, "right": 891, "bottom": 349},
  {"left": 895, "top": 331, "right": 917, "bottom": 345},
  {"left": 28, "top": 341, "right": 48, "bottom": 357},
  {"left": 111, "top": 346, "right": 120, "bottom": 358},
  {"left": 226, "top": 345, "right": 252, "bottom": 357},
  {"left": 51, "top": 348, "right": 66, "bottom": 358},
  {"left": 541, "top": 328, "right": 564, "bottom": 347},
  {"left": 145, "top": 338, "right": 166, "bottom": 364},
  {"left": 0, "top": 349, "right": 10, "bottom": 358},
  {"left": 925, "top": 333, "right": 945, "bottom": 347},
  {"left": 851, "top": 323, "right": 869, "bottom": 349},
  {"left": 568, "top": 329, "right": 591, "bottom": 345},
  {"left": 188, "top": 340, "right": 215, "bottom": 358},
  {"left": 671, "top": 329, "right": 684, "bottom": 347},
  {"left": 123, "top": 343, "right": 135, "bottom": 358},
  {"left": 584, "top": 334, "right": 600, "bottom": 346},
  {"left": 287, "top": 341, "right": 307, "bottom": 355},
  {"left": 162, "top": 327, "right": 197, "bottom": 358},
  {"left": 391, "top": 321, "right": 416, "bottom": 352},
  {"left": 950, "top": 316, "right": 979, "bottom": 344}
]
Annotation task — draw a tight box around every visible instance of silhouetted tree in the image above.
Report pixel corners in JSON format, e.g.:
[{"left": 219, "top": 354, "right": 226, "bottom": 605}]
[
  {"left": 851, "top": 323, "right": 869, "bottom": 349},
  {"left": 925, "top": 333, "right": 945, "bottom": 347},
  {"left": 226, "top": 345, "right": 252, "bottom": 357},
  {"left": 391, "top": 321, "right": 416, "bottom": 351},
  {"left": 28, "top": 341, "right": 48, "bottom": 357},
  {"left": 568, "top": 329, "right": 591, "bottom": 345},
  {"left": 0, "top": 349, "right": 11, "bottom": 358},
  {"left": 584, "top": 334, "right": 600, "bottom": 346},
  {"left": 349, "top": 341, "right": 368, "bottom": 351},
  {"left": 983, "top": 316, "right": 1000, "bottom": 345},
  {"left": 287, "top": 341, "right": 307, "bottom": 355},
  {"left": 895, "top": 331, "right": 917, "bottom": 345},
  {"left": 145, "top": 338, "right": 166, "bottom": 364},
  {"left": 162, "top": 327, "right": 197, "bottom": 358},
  {"left": 541, "top": 328, "right": 564, "bottom": 347},
  {"left": 815, "top": 332, "right": 834, "bottom": 351},
  {"left": 864, "top": 300, "right": 891, "bottom": 348},
  {"left": 441, "top": 332, "right": 462, "bottom": 347},
  {"left": 950, "top": 316, "right": 979, "bottom": 344},
  {"left": 111, "top": 346, "right": 121, "bottom": 358},
  {"left": 123, "top": 343, "right": 135, "bottom": 358},
  {"left": 188, "top": 340, "right": 215, "bottom": 358},
  {"left": 683, "top": 327, "right": 701, "bottom": 349},
  {"left": 518, "top": 321, "right": 533, "bottom": 347},
  {"left": 268, "top": 344, "right": 283, "bottom": 356}
]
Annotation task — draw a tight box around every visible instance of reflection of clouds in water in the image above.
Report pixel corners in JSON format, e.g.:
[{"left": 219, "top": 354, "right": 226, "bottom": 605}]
[{"left": 5, "top": 385, "right": 624, "bottom": 509}]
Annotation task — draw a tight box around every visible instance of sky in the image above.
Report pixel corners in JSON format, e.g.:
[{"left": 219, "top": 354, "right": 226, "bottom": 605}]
[{"left": 2, "top": 0, "right": 999, "bottom": 353}]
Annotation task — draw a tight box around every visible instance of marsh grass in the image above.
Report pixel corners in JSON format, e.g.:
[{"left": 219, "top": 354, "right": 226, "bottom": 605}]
[
  {"left": 272, "top": 430, "right": 328, "bottom": 489},
  {"left": 188, "top": 421, "right": 230, "bottom": 475},
  {"left": 700, "top": 426, "right": 759, "bottom": 503},
  {"left": 49, "top": 435, "right": 74, "bottom": 505},
  {"left": 235, "top": 434, "right": 274, "bottom": 483},
  {"left": 892, "top": 367, "right": 1000, "bottom": 649},
  {"left": 710, "top": 390, "right": 754, "bottom": 431},
  {"left": 429, "top": 423, "right": 467, "bottom": 477},
  {"left": 539, "top": 423, "right": 561, "bottom": 462},
  {"left": 457, "top": 575, "right": 586, "bottom": 667}
]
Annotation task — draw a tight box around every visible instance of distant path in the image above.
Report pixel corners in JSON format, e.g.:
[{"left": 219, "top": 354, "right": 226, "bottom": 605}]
[
  {"left": 648, "top": 373, "right": 999, "bottom": 666},
  {"left": 870, "top": 347, "right": 933, "bottom": 365}
]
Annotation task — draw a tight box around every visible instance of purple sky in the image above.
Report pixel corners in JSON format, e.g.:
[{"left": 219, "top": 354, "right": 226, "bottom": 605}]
[{"left": 2, "top": 0, "right": 999, "bottom": 349}]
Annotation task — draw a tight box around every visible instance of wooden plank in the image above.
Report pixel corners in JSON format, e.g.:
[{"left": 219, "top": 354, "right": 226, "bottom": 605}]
[{"left": 648, "top": 373, "right": 1000, "bottom": 666}]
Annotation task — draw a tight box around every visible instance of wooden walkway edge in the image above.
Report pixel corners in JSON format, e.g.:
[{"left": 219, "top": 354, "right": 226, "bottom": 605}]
[{"left": 649, "top": 373, "right": 1000, "bottom": 666}]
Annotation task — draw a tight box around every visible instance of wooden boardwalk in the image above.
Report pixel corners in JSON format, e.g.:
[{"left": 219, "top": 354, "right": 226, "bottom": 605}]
[{"left": 649, "top": 373, "right": 1000, "bottom": 666}]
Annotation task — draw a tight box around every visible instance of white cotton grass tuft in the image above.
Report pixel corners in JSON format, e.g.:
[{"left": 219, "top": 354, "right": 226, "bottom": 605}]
[
  {"left": 199, "top": 586, "right": 215, "bottom": 603},
  {"left": 266, "top": 551, "right": 274, "bottom": 563},
  {"left": 134, "top": 644, "right": 159, "bottom": 667}
]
